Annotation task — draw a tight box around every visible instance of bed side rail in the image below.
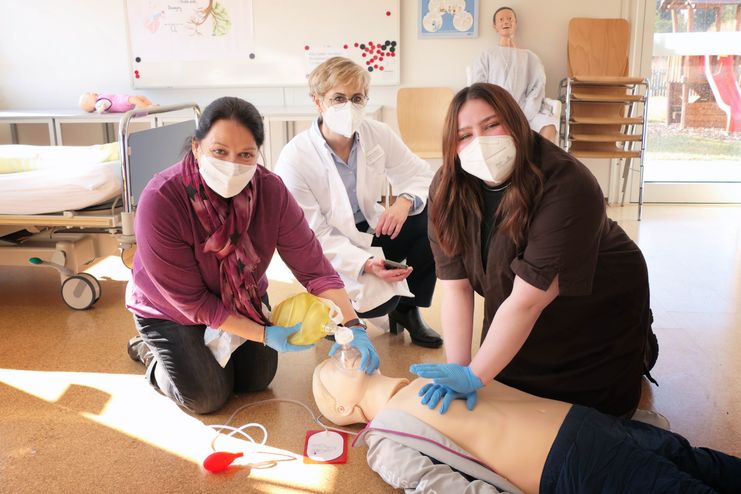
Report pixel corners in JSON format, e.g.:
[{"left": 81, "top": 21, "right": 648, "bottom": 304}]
[{"left": 118, "top": 103, "right": 200, "bottom": 242}]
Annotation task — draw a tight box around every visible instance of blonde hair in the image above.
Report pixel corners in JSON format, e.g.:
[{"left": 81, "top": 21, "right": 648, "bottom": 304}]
[{"left": 307, "top": 56, "right": 370, "bottom": 98}]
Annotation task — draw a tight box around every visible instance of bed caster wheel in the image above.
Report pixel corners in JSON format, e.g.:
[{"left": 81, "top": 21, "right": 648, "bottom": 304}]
[
  {"left": 60, "top": 275, "right": 97, "bottom": 310},
  {"left": 76, "top": 272, "right": 102, "bottom": 303},
  {"left": 121, "top": 245, "right": 136, "bottom": 270}
]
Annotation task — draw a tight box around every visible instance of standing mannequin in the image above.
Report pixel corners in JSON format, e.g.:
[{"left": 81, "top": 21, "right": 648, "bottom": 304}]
[
  {"left": 470, "top": 7, "right": 558, "bottom": 142},
  {"left": 312, "top": 360, "right": 741, "bottom": 493}
]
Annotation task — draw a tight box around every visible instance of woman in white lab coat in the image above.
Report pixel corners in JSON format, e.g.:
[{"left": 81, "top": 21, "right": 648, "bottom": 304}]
[{"left": 275, "top": 57, "right": 441, "bottom": 348}]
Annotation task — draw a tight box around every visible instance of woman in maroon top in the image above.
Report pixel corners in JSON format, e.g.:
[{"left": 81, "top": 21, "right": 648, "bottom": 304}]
[
  {"left": 412, "top": 84, "right": 657, "bottom": 417},
  {"left": 126, "top": 97, "right": 378, "bottom": 414}
]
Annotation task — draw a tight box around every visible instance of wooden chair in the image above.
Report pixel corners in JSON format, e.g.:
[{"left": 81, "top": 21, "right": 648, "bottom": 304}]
[
  {"left": 559, "top": 18, "right": 649, "bottom": 219},
  {"left": 396, "top": 87, "right": 455, "bottom": 159}
]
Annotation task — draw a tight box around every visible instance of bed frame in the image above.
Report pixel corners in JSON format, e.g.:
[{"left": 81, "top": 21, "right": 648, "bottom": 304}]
[{"left": 0, "top": 103, "right": 201, "bottom": 309}]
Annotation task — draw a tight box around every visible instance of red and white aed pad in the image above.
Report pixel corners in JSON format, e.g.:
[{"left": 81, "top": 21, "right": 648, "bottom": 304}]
[{"left": 303, "top": 430, "right": 348, "bottom": 464}]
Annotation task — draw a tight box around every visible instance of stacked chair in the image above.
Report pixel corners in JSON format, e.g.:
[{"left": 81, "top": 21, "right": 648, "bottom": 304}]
[{"left": 559, "top": 18, "right": 650, "bottom": 219}]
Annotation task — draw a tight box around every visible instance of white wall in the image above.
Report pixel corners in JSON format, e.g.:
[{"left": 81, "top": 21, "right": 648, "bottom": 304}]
[{"left": 0, "top": 0, "right": 653, "bottom": 190}]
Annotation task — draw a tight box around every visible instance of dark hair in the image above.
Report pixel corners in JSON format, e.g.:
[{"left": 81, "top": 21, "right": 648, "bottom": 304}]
[
  {"left": 430, "top": 83, "right": 543, "bottom": 255},
  {"left": 194, "top": 96, "right": 264, "bottom": 148},
  {"left": 493, "top": 6, "right": 516, "bottom": 24}
]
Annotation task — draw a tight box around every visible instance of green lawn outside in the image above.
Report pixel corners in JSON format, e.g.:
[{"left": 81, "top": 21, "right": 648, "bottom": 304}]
[
  {"left": 646, "top": 132, "right": 741, "bottom": 161},
  {"left": 644, "top": 96, "right": 741, "bottom": 160}
]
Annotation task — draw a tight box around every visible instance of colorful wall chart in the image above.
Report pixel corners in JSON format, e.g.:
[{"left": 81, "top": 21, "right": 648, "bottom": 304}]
[{"left": 125, "top": 0, "right": 400, "bottom": 87}]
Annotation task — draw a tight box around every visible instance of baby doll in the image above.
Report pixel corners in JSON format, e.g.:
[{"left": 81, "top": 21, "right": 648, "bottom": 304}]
[{"left": 78, "top": 92, "right": 154, "bottom": 113}]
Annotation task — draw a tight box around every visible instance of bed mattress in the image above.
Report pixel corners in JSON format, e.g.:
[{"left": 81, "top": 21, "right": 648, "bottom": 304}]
[{"left": 0, "top": 160, "right": 122, "bottom": 215}]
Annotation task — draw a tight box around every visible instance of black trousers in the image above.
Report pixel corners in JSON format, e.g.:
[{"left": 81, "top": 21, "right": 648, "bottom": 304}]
[
  {"left": 131, "top": 294, "right": 277, "bottom": 415},
  {"left": 355, "top": 205, "right": 436, "bottom": 318},
  {"left": 540, "top": 405, "right": 741, "bottom": 493}
]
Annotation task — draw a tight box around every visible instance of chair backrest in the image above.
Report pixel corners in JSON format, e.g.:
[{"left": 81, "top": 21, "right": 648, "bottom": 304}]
[
  {"left": 567, "top": 18, "right": 630, "bottom": 77},
  {"left": 128, "top": 120, "right": 195, "bottom": 206},
  {"left": 396, "top": 87, "right": 455, "bottom": 159}
]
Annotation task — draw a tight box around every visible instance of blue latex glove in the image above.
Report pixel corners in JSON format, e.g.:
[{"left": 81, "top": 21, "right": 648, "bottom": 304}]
[
  {"left": 328, "top": 326, "right": 380, "bottom": 375},
  {"left": 409, "top": 363, "right": 484, "bottom": 414},
  {"left": 264, "top": 323, "right": 315, "bottom": 352},
  {"left": 419, "top": 383, "right": 477, "bottom": 414}
]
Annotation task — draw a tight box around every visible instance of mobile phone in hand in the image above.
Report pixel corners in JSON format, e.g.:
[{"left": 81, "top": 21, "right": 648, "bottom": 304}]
[{"left": 383, "top": 259, "right": 409, "bottom": 270}]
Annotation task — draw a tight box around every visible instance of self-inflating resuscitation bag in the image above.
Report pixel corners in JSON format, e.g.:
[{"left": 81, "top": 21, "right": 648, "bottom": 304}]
[{"left": 271, "top": 292, "right": 344, "bottom": 346}]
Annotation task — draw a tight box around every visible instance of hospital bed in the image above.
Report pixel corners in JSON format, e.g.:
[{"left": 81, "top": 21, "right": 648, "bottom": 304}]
[{"left": 0, "top": 103, "right": 200, "bottom": 309}]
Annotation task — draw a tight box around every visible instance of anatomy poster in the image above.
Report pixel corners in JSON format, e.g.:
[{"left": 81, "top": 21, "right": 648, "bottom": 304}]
[
  {"left": 419, "top": 0, "right": 478, "bottom": 38},
  {"left": 126, "top": 0, "right": 255, "bottom": 62}
]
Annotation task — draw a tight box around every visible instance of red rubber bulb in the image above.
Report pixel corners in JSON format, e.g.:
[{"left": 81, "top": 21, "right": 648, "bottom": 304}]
[{"left": 203, "top": 451, "right": 243, "bottom": 473}]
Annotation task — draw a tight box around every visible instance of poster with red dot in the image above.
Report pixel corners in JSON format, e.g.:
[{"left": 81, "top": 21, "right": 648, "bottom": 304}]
[
  {"left": 301, "top": 3, "right": 399, "bottom": 85},
  {"left": 304, "top": 37, "right": 398, "bottom": 80},
  {"left": 125, "top": 0, "right": 399, "bottom": 88}
]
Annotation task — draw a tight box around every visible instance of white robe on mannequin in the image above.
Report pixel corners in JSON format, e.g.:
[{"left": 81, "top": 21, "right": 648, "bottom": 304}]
[{"left": 470, "top": 46, "right": 557, "bottom": 133}]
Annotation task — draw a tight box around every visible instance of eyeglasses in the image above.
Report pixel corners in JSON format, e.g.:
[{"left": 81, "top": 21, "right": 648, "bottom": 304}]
[{"left": 324, "top": 93, "right": 369, "bottom": 109}]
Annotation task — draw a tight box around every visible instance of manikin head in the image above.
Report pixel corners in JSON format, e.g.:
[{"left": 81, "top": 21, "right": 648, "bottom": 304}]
[
  {"left": 312, "top": 359, "right": 409, "bottom": 426},
  {"left": 78, "top": 92, "right": 99, "bottom": 112},
  {"left": 493, "top": 7, "right": 517, "bottom": 45}
]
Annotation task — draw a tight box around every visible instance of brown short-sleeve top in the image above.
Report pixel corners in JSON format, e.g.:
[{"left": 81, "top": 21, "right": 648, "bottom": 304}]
[{"left": 428, "top": 133, "right": 650, "bottom": 417}]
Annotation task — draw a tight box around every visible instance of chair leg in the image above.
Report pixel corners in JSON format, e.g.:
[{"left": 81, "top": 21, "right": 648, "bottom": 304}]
[{"left": 620, "top": 157, "right": 631, "bottom": 206}]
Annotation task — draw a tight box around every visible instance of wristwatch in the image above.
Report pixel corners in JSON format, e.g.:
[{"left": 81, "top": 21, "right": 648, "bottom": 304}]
[{"left": 343, "top": 318, "right": 368, "bottom": 330}]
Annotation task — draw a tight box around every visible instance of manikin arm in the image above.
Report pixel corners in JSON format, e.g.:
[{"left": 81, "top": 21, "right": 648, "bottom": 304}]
[
  {"left": 365, "top": 433, "right": 507, "bottom": 493},
  {"left": 470, "top": 275, "right": 559, "bottom": 384},
  {"left": 520, "top": 55, "right": 547, "bottom": 123},
  {"left": 440, "top": 279, "right": 476, "bottom": 366}
]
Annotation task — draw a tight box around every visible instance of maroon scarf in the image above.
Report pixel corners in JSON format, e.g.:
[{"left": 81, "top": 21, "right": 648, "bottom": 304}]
[{"left": 181, "top": 152, "right": 268, "bottom": 325}]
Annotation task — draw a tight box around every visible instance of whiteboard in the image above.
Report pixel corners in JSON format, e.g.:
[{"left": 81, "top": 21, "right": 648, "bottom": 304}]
[{"left": 124, "top": 0, "right": 401, "bottom": 88}]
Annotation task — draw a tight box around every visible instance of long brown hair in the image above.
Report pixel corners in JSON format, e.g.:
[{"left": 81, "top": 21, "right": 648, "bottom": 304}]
[{"left": 430, "top": 83, "right": 544, "bottom": 256}]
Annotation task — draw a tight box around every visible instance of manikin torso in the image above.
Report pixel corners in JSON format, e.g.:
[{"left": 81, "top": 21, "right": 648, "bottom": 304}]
[{"left": 384, "top": 379, "right": 570, "bottom": 494}]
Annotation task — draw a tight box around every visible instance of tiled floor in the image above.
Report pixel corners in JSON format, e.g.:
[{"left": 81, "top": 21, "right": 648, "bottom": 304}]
[{"left": 1, "top": 203, "right": 739, "bottom": 492}]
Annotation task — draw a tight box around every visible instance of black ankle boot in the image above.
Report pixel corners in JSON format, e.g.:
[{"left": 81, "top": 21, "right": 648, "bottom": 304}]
[{"left": 388, "top": 307, "right": 442, "bottom": 348}]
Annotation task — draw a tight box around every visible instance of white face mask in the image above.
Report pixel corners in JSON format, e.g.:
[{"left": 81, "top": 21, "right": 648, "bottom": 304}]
[
  {"left": 458, "top": 135, "right": 517, "bottom": 185},
  {"left": 322, "top": 103, "right": 365, "bottom": 137},
  {"left": 198, "top": 153, "right": 257, "bottom": 198}
]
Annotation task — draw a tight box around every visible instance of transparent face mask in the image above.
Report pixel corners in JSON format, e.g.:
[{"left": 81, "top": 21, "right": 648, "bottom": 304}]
[{"left": 320, "top": 358, "right": 370, "bottom": 417}]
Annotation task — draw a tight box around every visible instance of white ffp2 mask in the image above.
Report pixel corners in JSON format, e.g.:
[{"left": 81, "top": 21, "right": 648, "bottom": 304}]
[
  {"left": 458, "top": 135, "right": 516, "bottom": 185},
  {"left": 198, "top": 153, "right": 257, "bottom": 198},
  {"left": 323, "top": 103, "right": 365, "bottom": 137}
]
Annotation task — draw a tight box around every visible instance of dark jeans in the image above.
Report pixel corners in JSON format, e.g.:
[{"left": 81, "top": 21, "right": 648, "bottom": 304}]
[
  {"left": 541, "top": 405, "right": 741, "bottom": 493},
  {"left": 356, "top": 204, "right": 436, "bottom": 316},
  {"left": 132, "top": 315, "right": 277, "bottom": 415}
]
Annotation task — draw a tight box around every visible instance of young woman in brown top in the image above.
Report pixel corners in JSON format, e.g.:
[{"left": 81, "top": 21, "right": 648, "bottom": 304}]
[{"left": 411, "top": 83, "right": 657, "bottom": 418}]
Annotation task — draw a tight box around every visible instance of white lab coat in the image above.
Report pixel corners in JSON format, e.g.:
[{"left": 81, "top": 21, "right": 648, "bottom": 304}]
[
  {"left": 274, "top": 119, "right": 433, "bottom": 313},
  {"left": 470, "top": 46, "right": 558, "bottom": 132}
]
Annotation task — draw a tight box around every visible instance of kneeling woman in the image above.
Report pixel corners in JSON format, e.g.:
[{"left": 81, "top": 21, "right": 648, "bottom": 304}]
[
  {"left": 421, "top": 83, "right": 656, "bottom": 417},
  {"left": 125, "top": 97, "right": 378, "bottom": 414}
]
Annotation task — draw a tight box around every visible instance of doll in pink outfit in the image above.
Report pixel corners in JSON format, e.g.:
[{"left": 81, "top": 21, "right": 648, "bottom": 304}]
[{"left": 79, "top": 92, "right": 154, "bottom": 113}]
